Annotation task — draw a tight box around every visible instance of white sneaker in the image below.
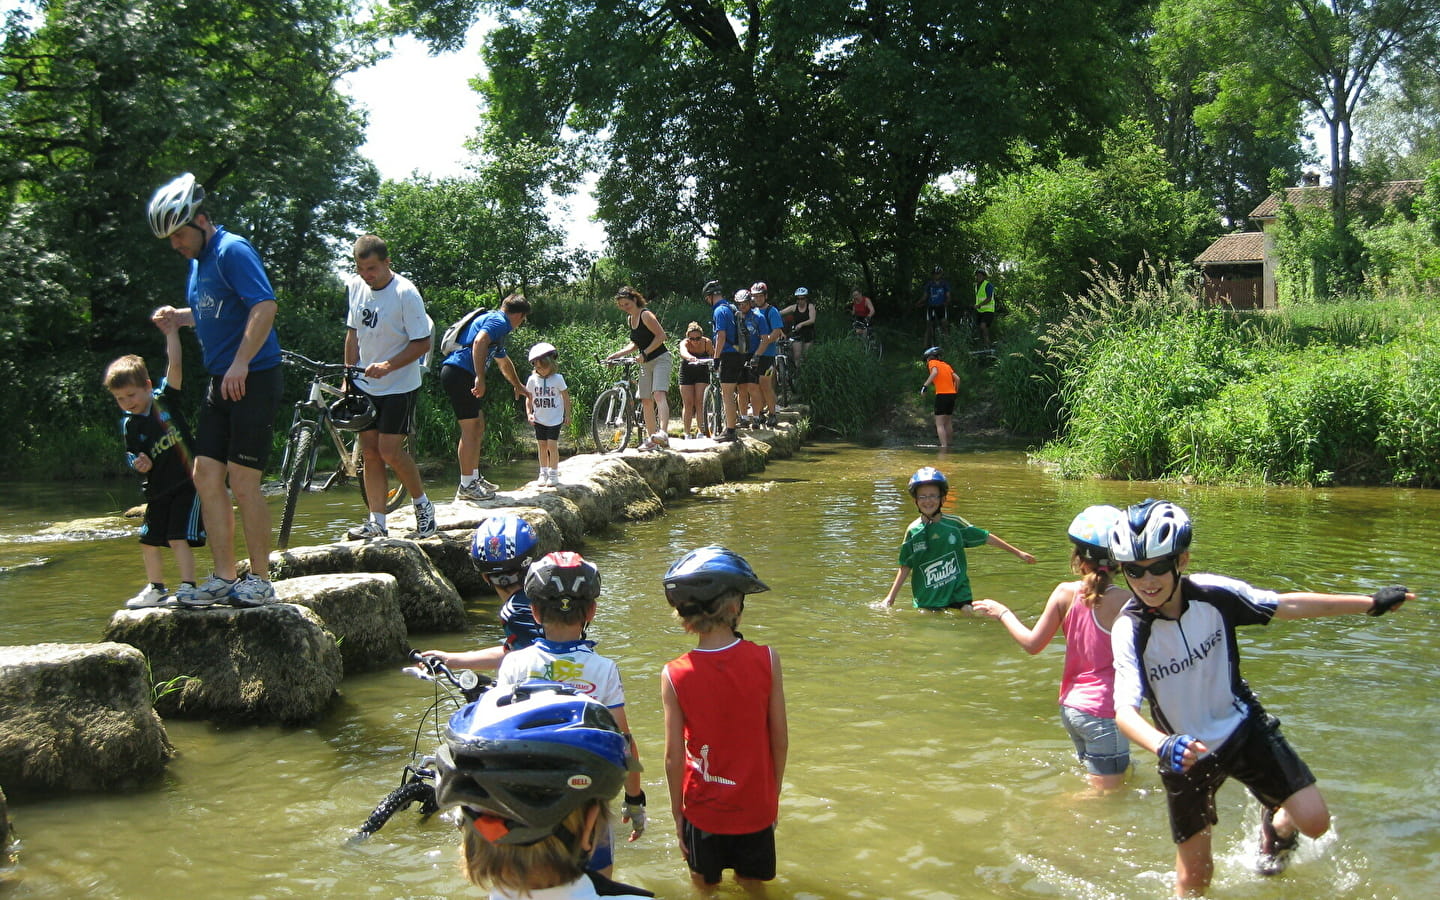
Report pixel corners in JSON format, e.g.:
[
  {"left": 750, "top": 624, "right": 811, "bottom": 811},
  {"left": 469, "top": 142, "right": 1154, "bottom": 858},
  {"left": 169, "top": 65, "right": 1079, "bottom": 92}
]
[
  {"left": 549, "top": 469, "right": 562, "bottom": 486},
  {"left": 126, "top": 585, "right": 169, "bottom": 609},
  {"left": 176, "top": 574, "right": 238, "bottom": 608},
  {"left": 346, "top": 519, "right": 388, "bottom": 541},
  {"left": 407, "top": 500, "right": 437, "bottom": 539},
  {"left": 651, "top": 432, "right": 670, "bottom": 449},
  {"left": 230, "top": 574, "right": 276, "bottom": 608},
  {"left": 638, "top": 438, "right": 657, "bottom": 451}
]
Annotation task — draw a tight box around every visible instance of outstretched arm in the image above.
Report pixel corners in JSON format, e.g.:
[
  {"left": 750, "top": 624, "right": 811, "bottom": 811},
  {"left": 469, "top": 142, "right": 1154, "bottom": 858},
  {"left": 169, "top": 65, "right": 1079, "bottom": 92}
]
[
  {"left": 973, "top": 582, "right": 1070, "bottom": 654},
  {"left": 1274, "top": 586, "right": 1413, "bottom": 620},
  {"left": 986, "top": 533, "right": 1036, "bottom": 564}
]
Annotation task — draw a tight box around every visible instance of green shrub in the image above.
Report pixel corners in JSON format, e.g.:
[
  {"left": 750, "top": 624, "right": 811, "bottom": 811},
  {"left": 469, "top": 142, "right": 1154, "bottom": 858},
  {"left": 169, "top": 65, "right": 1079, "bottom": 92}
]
[{"left": 794, "top": 338, "right": 895, "bottom": 439}]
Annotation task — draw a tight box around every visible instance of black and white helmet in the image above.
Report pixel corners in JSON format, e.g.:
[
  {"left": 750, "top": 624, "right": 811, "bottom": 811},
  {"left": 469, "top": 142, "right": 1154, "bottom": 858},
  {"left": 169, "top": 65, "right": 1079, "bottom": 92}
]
[
  {"left": 1108, "top": 499, "right": 1192, "bottom": 563},
  {"left": 147, "top": 173, "right": 206, "bottom": 238},
  {"left": 525, "top": 551, "right": 602, "bottom": 604}
]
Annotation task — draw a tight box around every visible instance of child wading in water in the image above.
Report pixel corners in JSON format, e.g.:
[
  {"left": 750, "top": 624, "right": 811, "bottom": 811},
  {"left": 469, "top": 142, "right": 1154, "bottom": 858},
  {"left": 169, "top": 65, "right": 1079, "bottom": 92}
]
[
  {"left": 974, "top": 505, "right": 1133, "bottom": 791},
  {"left": 525, "top": 342, "right": 570, "bottom": 487},
  {"left": 1108, "top": 498, "right": 1415, "bottom": 896},
  {"left": 660, "top": 546, "right": 788, "bottom": 891},
  {"left": 880, "top": 467, "right": 1035, "bottom": 609}
]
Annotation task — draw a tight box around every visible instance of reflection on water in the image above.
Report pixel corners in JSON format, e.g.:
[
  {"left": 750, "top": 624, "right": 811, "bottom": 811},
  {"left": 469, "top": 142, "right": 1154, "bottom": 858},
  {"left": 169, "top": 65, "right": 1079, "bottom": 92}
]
[{"left": 1, "top": 444, "right": 1437, "bottom": 898}]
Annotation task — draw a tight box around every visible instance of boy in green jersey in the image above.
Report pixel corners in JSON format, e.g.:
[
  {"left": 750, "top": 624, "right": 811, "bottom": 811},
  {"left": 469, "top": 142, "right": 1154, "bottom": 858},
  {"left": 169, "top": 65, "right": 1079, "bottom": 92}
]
[{"left": 880, "top": 467, "right": 1035, "bottom": 609}]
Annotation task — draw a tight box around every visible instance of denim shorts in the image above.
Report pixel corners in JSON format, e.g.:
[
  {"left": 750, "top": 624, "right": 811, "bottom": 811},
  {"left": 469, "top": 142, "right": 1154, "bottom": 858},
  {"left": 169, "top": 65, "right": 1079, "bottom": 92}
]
[{"left": 1060, "top": 705, "right": 1131, "bottom": 776}]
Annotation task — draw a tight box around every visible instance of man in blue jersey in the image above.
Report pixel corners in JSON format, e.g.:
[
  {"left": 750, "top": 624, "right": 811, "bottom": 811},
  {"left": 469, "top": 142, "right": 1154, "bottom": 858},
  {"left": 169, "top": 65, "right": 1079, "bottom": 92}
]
[
  {"left": 438, "top": 293, "right": 530, "bottom": 500},
  {"left": 148, "top": 173, "right": 283, "bottom": 609}
]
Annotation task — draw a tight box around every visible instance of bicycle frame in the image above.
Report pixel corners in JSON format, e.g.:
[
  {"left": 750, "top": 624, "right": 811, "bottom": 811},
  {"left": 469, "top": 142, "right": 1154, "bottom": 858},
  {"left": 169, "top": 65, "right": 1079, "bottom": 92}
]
[{"left": 591, "top": 357, "right": 645, "bottom": 452}]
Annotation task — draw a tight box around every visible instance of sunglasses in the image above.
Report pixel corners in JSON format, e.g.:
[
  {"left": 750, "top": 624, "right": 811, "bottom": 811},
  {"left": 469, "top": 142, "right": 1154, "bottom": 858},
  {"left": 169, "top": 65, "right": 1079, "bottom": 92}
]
[{"left": 1121, "top": 559, "right": 1176, "bottom": 579}]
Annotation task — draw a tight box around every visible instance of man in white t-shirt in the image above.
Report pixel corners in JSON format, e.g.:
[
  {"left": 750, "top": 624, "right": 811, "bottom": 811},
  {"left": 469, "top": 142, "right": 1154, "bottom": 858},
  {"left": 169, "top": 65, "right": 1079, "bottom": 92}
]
[{"left": 342, "top": 234, "right": 436, "bottom": 541}]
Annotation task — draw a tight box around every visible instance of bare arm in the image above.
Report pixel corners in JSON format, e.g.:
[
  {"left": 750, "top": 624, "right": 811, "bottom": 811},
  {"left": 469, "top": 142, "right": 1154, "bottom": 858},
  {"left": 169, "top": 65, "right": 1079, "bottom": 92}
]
[
  {"left": 417, "top": 646, "right": 506, "bottom": 670},
  {"left": 1273, "top": 587, "right": 1412, "bottom": 619},
  {"left": 986, "top": 532, "right": 1037, "bottom": 564},
  {"left": 609, "top": 706, "right": 644, "bottom": 805},
  {"left": 163, "top": 324, "right": 183, "bottom": 389},
  {"left": 1115, "top": 703, "right": 1207, "bottom": 771},
  {"left": 221, "top": 300, "right": 277, "bottom": 400},
  {"left": 880, "top": 566, "right": 909, "bottom": 607},
  {"left": 768, "top": 647, "right": 788, "bottom": 794},
  {"left": 973, "top": 582, "right": 1071, "bottom": 654},
  {"left": 641, "top": 309, "right": 668, "bottom": 354},
  {"left": 496, "top": 356, "right": 526, "bottom": 397},
  {"left": 660, "top": 669, "right": 688, "bottom": 850}
]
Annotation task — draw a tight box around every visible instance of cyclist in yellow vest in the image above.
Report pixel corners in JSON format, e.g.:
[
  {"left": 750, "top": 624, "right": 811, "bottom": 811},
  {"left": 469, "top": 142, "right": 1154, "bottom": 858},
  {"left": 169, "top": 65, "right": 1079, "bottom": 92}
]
[{"left": 975, "top": 269, "right": 997, "bottom": 348}]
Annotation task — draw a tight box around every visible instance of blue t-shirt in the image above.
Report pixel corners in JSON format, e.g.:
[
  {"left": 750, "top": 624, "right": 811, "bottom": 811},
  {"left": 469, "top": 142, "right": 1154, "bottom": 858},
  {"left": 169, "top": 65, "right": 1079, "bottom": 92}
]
[
  {"left": 924, "top": 279, "right": 950, "bottom": 307},
  {"left": 441, "top": 310, "right": 512, "bottom": 374},
  {"left": 713, "top": 302, "right": 742, "bottom": 353},
  {"left": 758, "top": 306, "right": 783, "bottom": 357},
  {"left": 740, "top": 308, "right": 767, "bottom": 355},
  {"left": 188, "top": 225, "right": 281, "bottom": 375}
]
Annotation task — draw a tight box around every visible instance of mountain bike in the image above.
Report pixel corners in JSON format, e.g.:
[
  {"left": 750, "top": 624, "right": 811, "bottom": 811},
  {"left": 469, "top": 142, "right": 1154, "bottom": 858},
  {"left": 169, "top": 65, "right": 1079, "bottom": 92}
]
[
  {"left": 700, "top": 359, "right": 725, "bottom": 437},
  {"left": 771, "top": 338, "right": 795, "bottom": 406},
  {"left": 273, "top": 350, "right": 410, "bottom": 550},
  {"left": 350, "top": 651, "right": 492, "bottom": 842},
  {"left": 591, "top": 357, "right": 645, "bottom": 453},
  {"left": 851, "top": 318, "right": 883, "bottom": 359}
]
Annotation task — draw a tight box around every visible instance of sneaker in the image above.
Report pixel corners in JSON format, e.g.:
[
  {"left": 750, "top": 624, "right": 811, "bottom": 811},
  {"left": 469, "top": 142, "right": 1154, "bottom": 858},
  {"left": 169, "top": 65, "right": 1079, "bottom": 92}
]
[
  {"left": 638, "top": 438, "right": 657, "bottom": 451},
  {"left": 455, "top": 480, "right": 495, "bottom": 502},
  {"left": 346, "top": 519, "right": 388, "bottom": 541},
  {"left": 476, "top": 474, "right": 501, "bottom": 494},
  {"left": 229, "top": 574, "right": 276, "bottom": 608},
  {"left": 767, "top": 414, "right": 779, "bottom": 428},
  {"left": 650, "top": 432, "right": 670, "bottom": 449},
  {"left": 407, "top": 500, "right": 437, "bottom": 539},
  {"left": 718, "top": 427, "right": 738, "bottom": 442},
  {"left": 1256, "top": 806, "right": 1299, "bottom": 876},
  {"left": 126, "top": 585, "right": 169, "bottom": 609},
  {"left": 548, "top": 470, "right": 562, "bottom": 486},
  {"left": 176, "top": 574, "right": 238, "bottom": 608}
]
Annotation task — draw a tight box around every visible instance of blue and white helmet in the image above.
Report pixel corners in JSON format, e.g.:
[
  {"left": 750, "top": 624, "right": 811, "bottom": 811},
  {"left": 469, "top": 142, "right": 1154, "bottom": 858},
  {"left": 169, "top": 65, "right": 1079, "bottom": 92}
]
[
  {"left": 907, "top": 466, "right": 948, "bottom": 498},
  {"left": 663, "top": 546, "right": 769, "bottom": 610},
  {"left": 434, "top": 682, "right": 628, "bottom": 846},
  {"left": 1067, "top": 505, "right": 1124, "bottom": 567},
  {"left": 471, "top": 515, "right": 539, "bottom": 577},
  {"left": 147, "top": 173, "right": 205, "bottom": 238},
  {"left": 1108, "top": 499, "right": 1192, "bottom": 563}
]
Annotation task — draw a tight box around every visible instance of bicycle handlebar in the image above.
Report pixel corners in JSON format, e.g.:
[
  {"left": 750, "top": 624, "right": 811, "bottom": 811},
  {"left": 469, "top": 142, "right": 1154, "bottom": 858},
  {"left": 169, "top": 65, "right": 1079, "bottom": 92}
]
[
  {"left": 281, "top": 349, "right": 363, "bottom": 380},
  {"left": 405, "top": 650, "right": 492, "bottom": 702},
  {"left": 596, "top": 355, "right": 639, "bottom": 367}
]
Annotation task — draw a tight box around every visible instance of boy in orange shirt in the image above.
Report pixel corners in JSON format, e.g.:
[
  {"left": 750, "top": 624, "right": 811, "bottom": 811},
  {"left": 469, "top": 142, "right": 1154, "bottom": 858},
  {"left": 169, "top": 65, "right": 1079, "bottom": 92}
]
[{"left": 920, "top": 346, "right": 960, "bottom": 448}]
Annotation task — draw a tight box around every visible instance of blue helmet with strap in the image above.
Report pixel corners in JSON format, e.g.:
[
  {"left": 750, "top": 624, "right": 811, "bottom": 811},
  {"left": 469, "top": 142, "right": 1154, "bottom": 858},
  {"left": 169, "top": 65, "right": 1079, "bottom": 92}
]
[
  {"left": 471, "top": 515, "right": 539, "bottom": 579},
  {"left": 663, "top": 545, "right": 769, "bottom": 610},
  {"left": 907, "top": 466, "right": 948, "bottom": 498}
]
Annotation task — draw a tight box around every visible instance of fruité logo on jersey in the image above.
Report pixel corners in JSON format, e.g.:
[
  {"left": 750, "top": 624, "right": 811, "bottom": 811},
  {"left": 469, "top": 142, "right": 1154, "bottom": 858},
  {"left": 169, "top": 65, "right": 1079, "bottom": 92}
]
[{"left": 921, "top": 554, "right": 958, "bottom": 587}]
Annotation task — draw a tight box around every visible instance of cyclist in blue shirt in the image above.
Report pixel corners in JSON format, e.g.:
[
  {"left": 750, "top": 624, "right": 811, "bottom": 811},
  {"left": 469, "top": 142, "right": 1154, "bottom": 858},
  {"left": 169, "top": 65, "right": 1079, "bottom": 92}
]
[
  {"left": 706, "top": 282, "right": 743, "bottom": 442},
  {"left": 440, "top": 294, "right": 530, "bottom": 501},
  {"left": 747, "top": 282, "right": 785, "bottom": 429},
  {"left": 918, "top": 265, "right": 950, "bottom": 348},
  {"left": 147, "top": 173, "right": 283, "bottom": 609}
]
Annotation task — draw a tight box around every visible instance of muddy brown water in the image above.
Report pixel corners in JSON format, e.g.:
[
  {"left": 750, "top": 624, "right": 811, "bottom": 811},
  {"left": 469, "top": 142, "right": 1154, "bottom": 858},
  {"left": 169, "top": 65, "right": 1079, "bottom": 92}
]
[{"left": 1, "top": 442, "right": 1437, "bottom": 898}]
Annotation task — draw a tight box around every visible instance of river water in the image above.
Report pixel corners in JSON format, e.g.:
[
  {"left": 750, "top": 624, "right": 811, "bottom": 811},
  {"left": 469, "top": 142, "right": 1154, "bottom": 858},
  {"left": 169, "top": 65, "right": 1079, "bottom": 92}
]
[{"left": 1, "top": 442, "right": 1437, "bottom": 899}]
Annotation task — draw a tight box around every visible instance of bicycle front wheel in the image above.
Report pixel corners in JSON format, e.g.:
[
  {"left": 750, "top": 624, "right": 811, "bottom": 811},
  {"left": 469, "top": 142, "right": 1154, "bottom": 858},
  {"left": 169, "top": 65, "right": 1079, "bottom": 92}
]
[
  {"left": 591, "top": 388, "right": 633, "bottom": 453},
  {"left": 279, "top": 424, "right": 318, "bottom": 551},
  {"left": 702, "top": 383, "right": 724, "bottom": 438},
  {"left": 774, "top": 358, "right": 792, "bottom": 406},
  {"left": 351, "top": 779, "right": 437, "bottom": 842}
]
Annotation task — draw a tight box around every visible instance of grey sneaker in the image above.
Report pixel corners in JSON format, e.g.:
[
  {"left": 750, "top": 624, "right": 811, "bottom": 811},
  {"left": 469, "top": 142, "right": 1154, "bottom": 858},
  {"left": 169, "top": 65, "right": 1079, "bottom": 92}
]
[
  {"left": 408, "top": 500, "right": 437, "bottom": 539},
  {"left": 346, "top": 519, "right": 388, "bottom": 541},
  {"left": 230, "top": 574, "right": 276, "bottom": 608},
  {"left": 455, "top": 480, "right": 495, "bottom": 502},
  {"left": 126, "top": 584, "right": 169, "bottom": 609},
  {"left": 476, "top": 474, "right": 501, "bottom": 493},
  {"left": 176, "top": 574, "right": 238, "bottom": 608}
]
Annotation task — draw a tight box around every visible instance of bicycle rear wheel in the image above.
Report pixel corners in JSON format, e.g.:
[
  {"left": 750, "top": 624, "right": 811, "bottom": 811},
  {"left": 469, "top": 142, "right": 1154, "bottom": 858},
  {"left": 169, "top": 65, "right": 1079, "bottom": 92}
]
[
  {"left": 351, "top": 778, "right": 437, "bottom": 841},
  {"left": 591, "top": 388, "right": 633, "bottom": 452},
  {"left": 702, "top": 383, "right": 724, "bottom": 437},
  {"left": 774, "top": 357, "right": 793, "bottom": 406},
  {"left": 279, "top": 424, "right": 318, "bottom": 551}
]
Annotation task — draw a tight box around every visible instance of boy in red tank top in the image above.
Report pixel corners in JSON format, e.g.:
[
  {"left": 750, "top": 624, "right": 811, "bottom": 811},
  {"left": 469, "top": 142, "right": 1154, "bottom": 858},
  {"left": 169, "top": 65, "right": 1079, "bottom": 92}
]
[{"left": 659, "top": 546, "right": 788, "bottom": 889}]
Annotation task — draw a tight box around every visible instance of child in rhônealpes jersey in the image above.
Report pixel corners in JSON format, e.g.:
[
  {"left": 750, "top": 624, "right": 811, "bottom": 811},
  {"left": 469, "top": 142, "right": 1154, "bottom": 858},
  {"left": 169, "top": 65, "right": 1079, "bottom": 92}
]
[
  {"left": 1107, "top": 499, "right": 1415, "bottom": 896},
  {"left": 495, "top": 552, "right": 647, "bottom": 878},
  {"left": 974, "top": 506, "right": 1133, "bottom": 792},
  {"left": 919, "top": 346, "right": 960, "bottom": 449},
  {"left": 421, "top": 515, "right": 545, "bottom": 672},
  {"left": 524, "top": 342, "right": 570, "bottom": 488},
  {"left": 660, "top": 546, "right": 788, "bottom": 890},
  {"left": 432, "top": 684, "right": 653, "bottom": 900},
  {"left": 103, "top": 317, "right": 205, "bottom": 609},
  {"left": 880, "top": 467, "right": 1035, "bottom": 610}
]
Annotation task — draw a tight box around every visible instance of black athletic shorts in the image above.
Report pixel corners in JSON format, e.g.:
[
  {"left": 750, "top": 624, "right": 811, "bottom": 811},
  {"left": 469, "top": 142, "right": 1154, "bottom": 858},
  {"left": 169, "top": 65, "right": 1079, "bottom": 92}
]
[
  {"left": 533, "top": 422, "right": 561, "bottom": 441},
  {"left": 357, "top": 386, "right": 417, "bottom": 436},
  {"left": 925, "top": 305, "right": 948, "bottom": 322},
  {"left": 139, "top": 484, "right": 206, "bottom": 548},
  {"left": 679, "top": 361, "right": 712, "bottom": 386},
  {"left": 440, "top": 363, "right": 484, "bottom": 420},
  {"left": 934, "top": 394, "right": 956, "bottom": 416},
  {"left": 1161, "top": 713, "right": 1317, "bottom": 844},
  {"left": 978, "top": 310, "right": 996, "bottom": 328},
  {"left": 682, "top": 820, "right": 776, "bottom": 885},
  {"left": 752, "top": 356, "right": 775, "bottom": 377},
  {"left": 719, "top": 352, "right": 748, "bottom": 385},
  {"left": 195, "top": 365, "right": 284, "bottom": 471}
]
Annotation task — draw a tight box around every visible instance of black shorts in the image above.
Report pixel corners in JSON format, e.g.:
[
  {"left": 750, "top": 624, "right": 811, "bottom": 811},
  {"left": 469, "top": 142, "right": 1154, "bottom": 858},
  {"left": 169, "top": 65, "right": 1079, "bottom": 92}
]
[
  {"left": 681, "top": 821, "right": 776, "bottom": 885},
  {"left": 533, "top": 422, "right": 561, "bottom": 441},
  {"left": 925, "top": 305, "right": 947, "bottom": 323},
  {"left": 140, "top": 484, "right": 206, "bottom": 548},
  {"left": 440, "top": 363, "right": 483, "bottom": 420},
  {"left": 719, "top": 353, "right": 748, "bottom": 385},
  {"left": 977, "top": 310, "right": 995, "bottom": 327},
  {"left": 1161, "top": 713, "right": 1317, "bottom": 844},
  {"left": 679, "top": 362, "right": 712, "bottom": 386},
  {"left": 358, "top": 387, "right": 417, "bottom": 436},
  {"left": 933, "top": 394, "right": 956, "bottom": 416},
  {"left": 195, "top": 366, "right": 284, "bottom": 471},
  {"left": 752, "top": 356, "right": 775, "bottom": 377}
]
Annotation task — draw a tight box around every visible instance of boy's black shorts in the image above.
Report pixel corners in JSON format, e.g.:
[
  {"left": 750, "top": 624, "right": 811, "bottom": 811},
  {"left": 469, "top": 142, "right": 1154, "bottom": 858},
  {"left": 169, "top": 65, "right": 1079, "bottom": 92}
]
[
  {"left": 139, "top": 484, "right": 206, "bottom": 548},
  {"left": 682, "top": 820, "right": 776, "bottom": 884},
  {"left": 1161, "top": 713, "right": 1316, "bottom": 844}
]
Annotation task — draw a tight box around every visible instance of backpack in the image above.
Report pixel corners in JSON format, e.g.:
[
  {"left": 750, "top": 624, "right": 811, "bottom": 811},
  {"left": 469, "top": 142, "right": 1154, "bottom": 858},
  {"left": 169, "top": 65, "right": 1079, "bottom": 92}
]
[{"left": 440, "top": 307, "right": 489, "bottom": 355}]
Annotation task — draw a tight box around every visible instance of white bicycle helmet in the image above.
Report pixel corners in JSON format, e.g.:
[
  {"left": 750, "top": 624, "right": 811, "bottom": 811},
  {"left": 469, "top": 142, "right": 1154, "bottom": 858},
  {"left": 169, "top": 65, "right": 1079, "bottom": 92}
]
[
  {"left": 1067, "top": 505, "right": 1124, "bottom": 566},
  {"left": 147, "top": 173, "right": 206, "bottom": 238},
  {"left": 1108, "top": 499, "right": 1192, "bottom": 562},
  {"left": 794, "top": 287, "right": 809, "bottom": 297}
]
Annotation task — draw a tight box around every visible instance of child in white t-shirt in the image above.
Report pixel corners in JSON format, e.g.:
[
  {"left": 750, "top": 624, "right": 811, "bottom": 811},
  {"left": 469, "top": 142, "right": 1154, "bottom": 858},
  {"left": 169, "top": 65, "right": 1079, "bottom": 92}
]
[{"left": 525, "top": 342, "right": 570, "bottom": 487}]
